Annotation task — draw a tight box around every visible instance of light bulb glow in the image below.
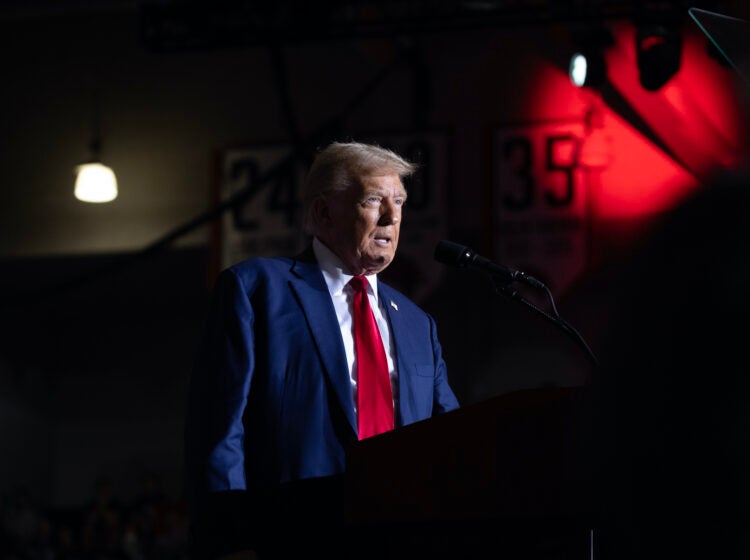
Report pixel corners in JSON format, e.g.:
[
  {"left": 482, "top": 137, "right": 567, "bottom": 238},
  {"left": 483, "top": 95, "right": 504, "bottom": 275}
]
[
  {"left": 74, "top": 162, "right": 118, "bottom": 203},
  {"left": 570, "top": 53, "right": 588, "bottom": 87}
]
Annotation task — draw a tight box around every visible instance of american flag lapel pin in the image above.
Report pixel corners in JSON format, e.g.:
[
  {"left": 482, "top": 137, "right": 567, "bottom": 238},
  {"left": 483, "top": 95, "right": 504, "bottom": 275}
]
[{"left": 390, "top": 300, "right": 398, "bottom": 311}]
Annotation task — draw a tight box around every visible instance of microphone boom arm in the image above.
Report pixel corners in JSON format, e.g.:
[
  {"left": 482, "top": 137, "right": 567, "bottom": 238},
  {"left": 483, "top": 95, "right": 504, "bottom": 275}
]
[
  {"left": 494, "top": 276, "right": 599, "bottom": 369},
  {"left": 433, "top": 239, "right": 599, "bottom": 368}
]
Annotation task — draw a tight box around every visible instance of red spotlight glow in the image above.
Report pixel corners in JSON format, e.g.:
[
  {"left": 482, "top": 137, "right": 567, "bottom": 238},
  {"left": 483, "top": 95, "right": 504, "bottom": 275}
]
[{"left": 525, "top": 19, "right": 745, "bottom": 220}]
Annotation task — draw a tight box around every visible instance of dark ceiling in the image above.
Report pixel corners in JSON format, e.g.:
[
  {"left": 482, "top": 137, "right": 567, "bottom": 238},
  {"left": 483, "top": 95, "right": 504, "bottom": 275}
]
[
  {"left": 138, "top": 0, "right": 718, "bottom": 51},
  {"left": 1, "top": 0, "right": 728, "bottom": 43}
]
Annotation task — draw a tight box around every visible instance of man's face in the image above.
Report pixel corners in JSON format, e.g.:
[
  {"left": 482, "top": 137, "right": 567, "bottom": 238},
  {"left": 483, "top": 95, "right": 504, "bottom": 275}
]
[{"left": 317, "top": 172, "right": 407, "bottom": 276}]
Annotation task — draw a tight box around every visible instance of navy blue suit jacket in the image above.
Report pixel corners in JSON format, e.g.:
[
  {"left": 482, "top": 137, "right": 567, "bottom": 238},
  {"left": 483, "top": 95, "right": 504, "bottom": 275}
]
[{"left": 185, "top": 248, "right": 459, "bottom": 554}]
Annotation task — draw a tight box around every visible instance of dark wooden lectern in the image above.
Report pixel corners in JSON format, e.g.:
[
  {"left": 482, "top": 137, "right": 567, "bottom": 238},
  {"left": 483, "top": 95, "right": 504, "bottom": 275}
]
[{"left": 345, "top": 386, "right": 596, "bottom": 558}]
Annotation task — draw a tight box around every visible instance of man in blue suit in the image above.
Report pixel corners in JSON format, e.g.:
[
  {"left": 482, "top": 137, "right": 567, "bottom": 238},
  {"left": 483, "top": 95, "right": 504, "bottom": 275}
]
[{"left": 185, "top": 141, "right": 460, "bottom": 559}]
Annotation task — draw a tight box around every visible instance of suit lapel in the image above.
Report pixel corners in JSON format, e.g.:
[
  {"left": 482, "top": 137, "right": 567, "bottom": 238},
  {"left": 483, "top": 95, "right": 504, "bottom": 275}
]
[
  {"left": 378, "top": 282, "right": 415, "bottom": 426},
  {"left": 288, "top": 252, "right": 357, "bottom": 435}
]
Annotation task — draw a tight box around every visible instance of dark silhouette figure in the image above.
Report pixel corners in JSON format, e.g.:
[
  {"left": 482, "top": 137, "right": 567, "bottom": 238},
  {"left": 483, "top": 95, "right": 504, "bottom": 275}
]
[{"left": 591, "top": 168, "right": 750, "bottom": 559}]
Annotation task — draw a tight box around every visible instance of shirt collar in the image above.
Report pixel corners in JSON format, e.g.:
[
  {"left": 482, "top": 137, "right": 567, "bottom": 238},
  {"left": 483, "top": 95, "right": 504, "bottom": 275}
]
[{"left": 313, "top": 237, "right": 379, "bottom": 301}]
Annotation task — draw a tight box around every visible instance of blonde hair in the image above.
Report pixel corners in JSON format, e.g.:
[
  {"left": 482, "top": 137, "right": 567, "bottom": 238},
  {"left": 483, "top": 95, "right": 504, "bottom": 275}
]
[{"left": 301, "top": 141, "right": 417, "bottom": 235}]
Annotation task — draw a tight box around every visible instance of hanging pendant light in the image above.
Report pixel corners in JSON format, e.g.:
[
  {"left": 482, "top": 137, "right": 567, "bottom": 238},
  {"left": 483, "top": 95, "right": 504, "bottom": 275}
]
[
  {"left": 74, "top": 137, "right": 118, "bottom": 203},
  {"left": 74, "top": 79, "right": 117, "bottom": 203},
  {"left": 75, "top": 161, "right": 118, "bottom": 203}
]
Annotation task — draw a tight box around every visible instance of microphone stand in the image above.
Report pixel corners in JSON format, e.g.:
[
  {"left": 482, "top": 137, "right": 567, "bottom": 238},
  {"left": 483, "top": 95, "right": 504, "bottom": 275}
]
[{"left": 493, "top": 275, "right": 599, "bottom": 369}]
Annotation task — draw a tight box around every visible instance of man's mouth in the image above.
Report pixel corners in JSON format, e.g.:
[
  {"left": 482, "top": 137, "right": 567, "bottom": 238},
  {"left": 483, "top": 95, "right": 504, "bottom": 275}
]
[{"left": 373, "top": 236, "right": 391, "bottom": 246}]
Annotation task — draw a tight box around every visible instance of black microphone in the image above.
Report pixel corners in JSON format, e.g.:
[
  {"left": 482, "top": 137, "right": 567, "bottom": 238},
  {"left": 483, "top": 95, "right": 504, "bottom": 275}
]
[{"left": 434, "top": 240, "right": 546, "bottom": 289}]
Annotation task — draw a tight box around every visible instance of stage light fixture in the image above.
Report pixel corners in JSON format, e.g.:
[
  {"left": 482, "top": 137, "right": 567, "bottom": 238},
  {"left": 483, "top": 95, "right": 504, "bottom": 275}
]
[
  {"left": 569, "top": 27, "right": 614, "bottom": 89},
  {"left": 570, "top": 50, "right": 606, "bottom": 88},
  {"left": 636, "top": 23, "right": 683, "bottom": 91}
]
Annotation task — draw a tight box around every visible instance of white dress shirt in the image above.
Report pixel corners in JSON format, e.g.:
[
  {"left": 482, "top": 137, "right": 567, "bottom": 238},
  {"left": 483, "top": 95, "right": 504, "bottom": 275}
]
[{"left": 312, "top": 237, "right": 399, "bottom": 414}]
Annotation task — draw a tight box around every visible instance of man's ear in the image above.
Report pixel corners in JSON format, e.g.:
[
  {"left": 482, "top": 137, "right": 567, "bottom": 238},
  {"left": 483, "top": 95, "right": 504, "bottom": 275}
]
[{"left": 311, "top": 197, "right": 331, "bottom": 228}]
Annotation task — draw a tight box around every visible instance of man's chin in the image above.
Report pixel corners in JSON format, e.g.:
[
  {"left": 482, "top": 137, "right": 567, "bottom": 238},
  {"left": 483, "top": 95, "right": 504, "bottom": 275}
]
[{"left": 361, "top": 253, "right": 394, "bottom": 274}]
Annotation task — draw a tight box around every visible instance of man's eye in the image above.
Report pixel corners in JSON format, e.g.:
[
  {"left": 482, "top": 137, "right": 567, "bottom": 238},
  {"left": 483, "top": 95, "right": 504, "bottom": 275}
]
[{"left": 394, "top": 198, "right": 405, "bottom": 206}]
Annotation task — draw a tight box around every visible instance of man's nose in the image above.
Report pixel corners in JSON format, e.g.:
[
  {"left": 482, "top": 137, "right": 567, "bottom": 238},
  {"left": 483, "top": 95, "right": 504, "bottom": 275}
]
[{"left": 379, "top": 200, "right": 400, "bottom": 224}]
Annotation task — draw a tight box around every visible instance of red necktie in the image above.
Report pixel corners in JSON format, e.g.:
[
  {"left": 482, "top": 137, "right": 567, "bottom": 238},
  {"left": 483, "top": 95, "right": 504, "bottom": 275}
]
[{"left": 349, "top": 275, "right": 394, "bottom": 439}]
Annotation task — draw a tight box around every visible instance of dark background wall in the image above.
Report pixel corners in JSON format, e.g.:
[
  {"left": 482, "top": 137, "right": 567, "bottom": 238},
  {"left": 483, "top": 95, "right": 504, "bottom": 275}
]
[{"left": 0, "top": 0, "right": 746, "bottom": 529}]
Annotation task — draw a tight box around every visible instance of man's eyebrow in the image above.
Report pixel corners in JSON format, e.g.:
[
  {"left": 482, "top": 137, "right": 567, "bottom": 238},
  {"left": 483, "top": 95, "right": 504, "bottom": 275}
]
[{"left": 363, "top": 189, "right": 408, "bottom": 198}]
